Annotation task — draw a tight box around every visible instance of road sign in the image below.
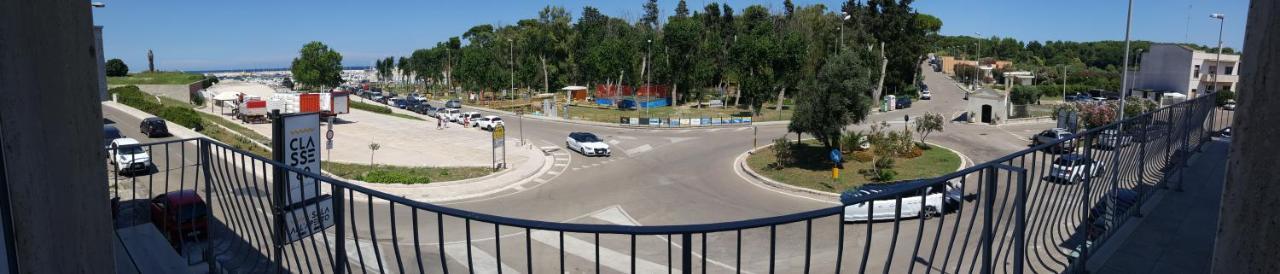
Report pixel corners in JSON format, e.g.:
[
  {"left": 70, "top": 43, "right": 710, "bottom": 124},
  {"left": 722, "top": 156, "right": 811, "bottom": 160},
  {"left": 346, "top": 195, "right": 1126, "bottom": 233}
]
[
  {"left": 282, "top": 196, "right": 334, "bottom": 243},
  {"left": 277, "top": 112, "right": 321, "bottom": 205},
  {"left": 492, "top": 124, "right": 507, "bottom": 169},
  {"left": 829, "top": 149, "right": 842, "bottom": 163}
]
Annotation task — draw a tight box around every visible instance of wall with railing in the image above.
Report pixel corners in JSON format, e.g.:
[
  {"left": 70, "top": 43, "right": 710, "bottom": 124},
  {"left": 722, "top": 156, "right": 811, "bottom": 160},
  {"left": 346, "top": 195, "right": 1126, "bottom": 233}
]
[{"left": 106, "top": 94, "right": 1228, "bottom": 273}]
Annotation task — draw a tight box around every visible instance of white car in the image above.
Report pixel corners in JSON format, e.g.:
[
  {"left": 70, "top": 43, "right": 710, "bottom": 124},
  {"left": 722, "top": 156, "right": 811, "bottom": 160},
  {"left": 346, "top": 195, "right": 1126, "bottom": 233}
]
[
  {"left": 1048, "top": 154, "right": 1104, "bottom": 183},
  {"left": 920, "top": 90, "right": 932, "bottom": 100},
  {"left": 566, "top": 132, "right": 611, "bottom": 157},
  {"left": 476, "top": 115, "right": 505, "bottom": 130},
  {"left": 843, "top": 180, "right": 962, "bottom": 222},
  {"left": 461, "top": 112, "right": 483, "bottom": 127},
  {"left": 1096, "top": 129, "right": 1132, "bottom": 150},
  {"left": 1223, "top": 99, "right": 1236, "bottom": 111},
  {"left": 441, "top": 108, "right": 462, "bottom": 122},
  {"left": 108, "top": 138, "right": 152, "bottom": 175}
]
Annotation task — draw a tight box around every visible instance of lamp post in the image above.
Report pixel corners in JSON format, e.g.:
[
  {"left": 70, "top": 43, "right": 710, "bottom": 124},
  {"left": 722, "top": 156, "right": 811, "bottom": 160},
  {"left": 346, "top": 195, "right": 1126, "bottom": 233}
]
[
  {"left": 508, "top": 38, "right": 514, "bottom": 108},
  {"left": 1118, "top": 0, "right": 1133, "bottom": 122},
  {"left": 645, "top": 39, "right": 652, "bottom": 118},
  {"left": 1210, "top": 13, "right": 1226, "bottom": 92},
  {"left": 973, "top": 32, "right": 982, "bottom": 90},
  {"left": 839, "top": 12, "right": 851, "bottom": 53}
]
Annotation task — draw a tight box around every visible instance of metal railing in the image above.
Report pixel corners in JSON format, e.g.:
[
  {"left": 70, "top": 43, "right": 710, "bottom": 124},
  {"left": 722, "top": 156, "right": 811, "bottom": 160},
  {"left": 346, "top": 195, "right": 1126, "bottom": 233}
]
[{"left": 106, "top": 94, "right": 1225, "bottom": 273}]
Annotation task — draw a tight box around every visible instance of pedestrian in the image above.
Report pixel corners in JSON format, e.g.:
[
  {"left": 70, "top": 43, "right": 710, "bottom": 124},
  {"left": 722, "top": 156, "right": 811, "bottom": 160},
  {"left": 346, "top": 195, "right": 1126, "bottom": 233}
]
[{"left": 436, "top": 115, "right": 442, "bottom": 130}]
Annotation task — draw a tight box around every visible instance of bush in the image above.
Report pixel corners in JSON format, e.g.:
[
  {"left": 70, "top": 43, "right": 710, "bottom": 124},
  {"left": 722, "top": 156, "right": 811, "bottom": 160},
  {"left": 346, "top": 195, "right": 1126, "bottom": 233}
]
[
  {"left": 771, "top": 138, "right": 794, "bottom": 169},
  {"left": 110, "top": 85, "right": 205, "bottom": 130},
  {"left": 852, "top": 150, "right": 874, "bottom": 163},
  {"left": 359, "top": 169, "right": 431, "bottom": 184},
  {"left": 191, "top": 91, "right": 206, "bottom": 106},
  {"left": 874, "top": 157, "right": 896, "bottom": 170},
  {"left": 1215, "top": 90, "right": 1236, "bottom": 106},
  {"left": 351, "top": 101, "right": 393, "bottom": 114},
  {"left": 841, "top": 131, "right": 868, "bottom": 152},
  {"left": 157, "top": 107, "right": 204, "bottom": 130},
  {"left": 869, "top": 169, "right": 897, "bottom": 182},
  {"left": 106, "top": 59, "right": 129, "bottom": 77}
]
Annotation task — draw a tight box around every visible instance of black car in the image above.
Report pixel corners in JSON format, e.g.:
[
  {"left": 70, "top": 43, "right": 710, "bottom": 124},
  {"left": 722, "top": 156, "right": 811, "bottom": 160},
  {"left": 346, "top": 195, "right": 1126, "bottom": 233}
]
[
  {"left": 103, "top": 124, "right": 122, "bottom": 148},
  {"left": 412, "top": 104, "right": 435, "bottom": 115},
  {"left": 895, "top": 97, "right": 912, "bottom": 109},
  {"left": 445, "top": 99, "right": 463, "bottom": 109},
  {"left": 140, "top": 117, "right": 170, "bottom": 138}
]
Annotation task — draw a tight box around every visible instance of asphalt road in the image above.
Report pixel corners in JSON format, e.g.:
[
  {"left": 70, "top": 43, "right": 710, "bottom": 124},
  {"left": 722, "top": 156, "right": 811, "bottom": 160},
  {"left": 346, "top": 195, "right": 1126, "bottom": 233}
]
[{"left": 111, "top": 64, "right": 1118, "bottom": 273}]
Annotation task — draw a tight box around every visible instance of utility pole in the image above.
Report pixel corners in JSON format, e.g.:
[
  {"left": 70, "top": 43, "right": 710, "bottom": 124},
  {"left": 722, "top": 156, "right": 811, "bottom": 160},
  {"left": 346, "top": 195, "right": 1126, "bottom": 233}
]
[
  {"left": 1118, "top": 0, "right": 1134, "bottom": 122},
  {"left": 509, "top": 38, "right": 515, "bottom": 108},
  {"left": 974, "top": 32, "right": 983, "bottom": 90}
]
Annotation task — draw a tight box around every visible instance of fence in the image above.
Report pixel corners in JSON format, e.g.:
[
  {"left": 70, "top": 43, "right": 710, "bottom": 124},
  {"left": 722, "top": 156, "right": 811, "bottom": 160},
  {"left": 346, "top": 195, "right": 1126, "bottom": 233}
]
[
  {"left": 107, "top": 93, "right": 1226, "bottom": 273},
  {"left": 618, "top": 116, "right": 753, "bottom": 127},
  {"left": 1009, "top": 104, "right": 1057, "bottom": 119}
]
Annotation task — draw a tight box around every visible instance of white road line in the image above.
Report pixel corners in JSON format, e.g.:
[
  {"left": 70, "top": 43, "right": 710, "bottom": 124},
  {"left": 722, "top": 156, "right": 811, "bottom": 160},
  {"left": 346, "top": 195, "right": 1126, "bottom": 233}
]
[
  {"left": 623, "top": 144, "right": 653, "bottom": 156},
  {"left": 533, "top": 178, "right": 548, "bottom": 183},
  {"left": 571, "top": 167, "right": 581, "bottom": 171},
  {"left": 735, "top": 127, "right": 751, "bottom": 132},
  {"left": 615, "top": 136, "right": 638, "bottom": 140},
  {"left": 529, "top": 230, "right": 669, "bottom": 273},
  {"left": 585, "top": 206, "right": 756, "bottom": 274},
  {"left": 607, "top": 139, "right": 621, "bottom": 145},
  {"left": 327, "top": 233, "right": 388, "bottom": 274},
  {"left": 708, "top": 128, "right": 723, "bottom": 132},
  {"left": 444, "top": 242, "right": 521, "bottom": 273},
  {"left": 553, "top": 162, "right": 568, "bottom": 167},
  {"left": 547, "top": 170, "right": 561, "bottom": 175}
]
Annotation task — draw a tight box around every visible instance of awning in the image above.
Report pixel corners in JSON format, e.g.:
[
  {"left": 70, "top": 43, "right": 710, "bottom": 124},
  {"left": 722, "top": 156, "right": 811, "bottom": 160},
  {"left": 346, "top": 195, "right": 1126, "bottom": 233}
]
[
  {"left": 560, "top": 86, "right": 588, "bottom": 91},
  {"left": 212, "top": 91, "right": 242, "bottom": 101}
]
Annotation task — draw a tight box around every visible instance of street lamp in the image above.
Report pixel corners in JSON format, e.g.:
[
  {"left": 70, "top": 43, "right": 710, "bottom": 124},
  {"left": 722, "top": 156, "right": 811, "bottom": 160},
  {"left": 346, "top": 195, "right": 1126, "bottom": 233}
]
[
  {"left": 1210, "top": 13, "right": 1226, "bottom": 91},
  {"left": 1118, "top": 0, "right": 1134, "bottom": 122},
  {"left": 508, "top": 38, "right": 514, "bottom": 107},
  {"left": 645, "top": 39, "right": 652, "bottom": 118},
  {"left": 973, "top": 32, "right": 982, "bottom": 90},
  {"left": 839, "top": 12, "right": 850, "bottom": 53}
]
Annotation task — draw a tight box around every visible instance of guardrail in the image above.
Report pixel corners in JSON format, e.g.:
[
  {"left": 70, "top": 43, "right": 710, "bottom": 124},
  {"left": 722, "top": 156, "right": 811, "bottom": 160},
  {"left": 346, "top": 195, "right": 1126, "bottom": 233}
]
[
  {"left": 106, "top": 94, "right": 1222, "bottom": 273},
  {"left": 618, "top": 116, "right": 753, "bottom": 127}
]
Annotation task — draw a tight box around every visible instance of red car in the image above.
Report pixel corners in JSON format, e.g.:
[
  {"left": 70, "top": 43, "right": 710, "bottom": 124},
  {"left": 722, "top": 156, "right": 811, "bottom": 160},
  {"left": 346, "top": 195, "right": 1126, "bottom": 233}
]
[{"left": 150, "top": 190, "right": 210, "bottom": 248}]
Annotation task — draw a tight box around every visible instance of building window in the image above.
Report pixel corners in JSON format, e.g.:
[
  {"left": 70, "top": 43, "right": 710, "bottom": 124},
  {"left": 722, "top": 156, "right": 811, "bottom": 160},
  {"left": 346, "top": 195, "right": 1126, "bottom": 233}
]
[
  {"left": 1194, "top": 65, "right": 1201, "bottom": 78},
  {"left": 1225, "top": 66, "right": 1234, "bottom": 75},
  {"left": 1207, "top": 85, "right": 1215, "bottom": 91},
  {"left": 1223, "top": 84, "right": 1232, "bottom": 91}
]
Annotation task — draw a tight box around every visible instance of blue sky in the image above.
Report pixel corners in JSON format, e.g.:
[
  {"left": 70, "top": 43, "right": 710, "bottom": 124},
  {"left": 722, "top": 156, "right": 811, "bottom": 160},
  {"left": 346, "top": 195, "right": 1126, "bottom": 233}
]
[{"left": 92, "top": 0, "right": 1248, "bottom": 72}]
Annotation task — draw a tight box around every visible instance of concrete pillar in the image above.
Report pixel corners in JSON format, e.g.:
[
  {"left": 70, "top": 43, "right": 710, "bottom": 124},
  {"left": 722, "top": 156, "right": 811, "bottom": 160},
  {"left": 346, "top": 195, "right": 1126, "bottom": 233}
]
[
  {"left": 1210, "top": 1, "right": 1280, "bottom": 273},
  {"left": 0, "top": 0, "right": 115, "bottom": 272}
]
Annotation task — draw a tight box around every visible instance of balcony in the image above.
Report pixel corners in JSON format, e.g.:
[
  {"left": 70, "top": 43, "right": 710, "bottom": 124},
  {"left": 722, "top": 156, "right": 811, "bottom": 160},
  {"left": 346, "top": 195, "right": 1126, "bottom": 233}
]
[{"left": 1201, "top": 73, "right": 1238, "bottom": 83}]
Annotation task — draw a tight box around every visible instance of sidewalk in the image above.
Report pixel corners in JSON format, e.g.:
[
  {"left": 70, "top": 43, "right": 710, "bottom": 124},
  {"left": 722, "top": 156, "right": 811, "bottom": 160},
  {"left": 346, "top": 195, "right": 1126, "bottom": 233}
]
[{"left": 1091, "top": 139, "right": 1229, "bottom": 273}]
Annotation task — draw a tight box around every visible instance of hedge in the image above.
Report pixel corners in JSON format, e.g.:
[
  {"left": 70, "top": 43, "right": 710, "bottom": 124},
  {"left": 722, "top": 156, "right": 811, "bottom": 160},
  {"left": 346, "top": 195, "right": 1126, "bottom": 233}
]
[{"left": 109, "top": 85, "right": 205, "bottom": 129}]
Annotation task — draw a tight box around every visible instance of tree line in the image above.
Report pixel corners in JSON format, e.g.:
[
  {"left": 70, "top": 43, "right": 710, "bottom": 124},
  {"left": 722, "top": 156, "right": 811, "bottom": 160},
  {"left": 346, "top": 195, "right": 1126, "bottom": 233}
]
[{"left": 369, "top": 0, "right": 938, "bottom": 116}]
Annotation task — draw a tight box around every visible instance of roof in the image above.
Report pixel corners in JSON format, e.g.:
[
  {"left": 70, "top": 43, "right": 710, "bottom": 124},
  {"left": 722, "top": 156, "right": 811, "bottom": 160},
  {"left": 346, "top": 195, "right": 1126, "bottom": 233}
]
[
  {"left": 970, "top": 88, "right": 1005, "bottom": 99},
  {"left": 113, "top": 138, "right": 140, "bottom": 145},
  {"left": 160, "top": 190, "right": 204, "bottom": 205}
]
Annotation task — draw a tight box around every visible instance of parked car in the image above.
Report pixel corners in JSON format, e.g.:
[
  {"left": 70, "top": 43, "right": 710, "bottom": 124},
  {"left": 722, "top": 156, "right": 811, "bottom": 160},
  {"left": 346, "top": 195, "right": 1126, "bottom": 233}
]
[
  {"left": 476, "top": 116, "right": 505, "bottom": 130},
  {"left": 445, "top": 99, "right": 463, "bottom": 109},
  {"left": 895, "top": 97, "right": 913, "bottom": 109},
  {"left": 441, "top": 108, "right": 462, "bottom": 122},
  {"left": 139, "top": 117, "right": 171, "bottom": 138},
  {"left": 460, "top": 111, "right": 482, "bottom": 126},
  {"left": 1216, "top": 127, "right": 1232, "bottom": 138},
  {"left": 108, "top": 138, "right": 152, "bottom": 175},
  {"left": 1047, "top": 154, "right": 1105, "bottom": 183},
  {"left": 842, "top": 180, "right": 963, "bottom": 222},
  {"left": 566, "top": 132, "right": 611, "bottom": 156},
  {"left": 390, "top": 98, "right": 410, "bottom": 109},
  {"left": 1032, "top": 128, "right": 1076, "bottom": 153},
  {"left": 1095, "top": 129, "right": 1132, "bottom": 150},
  {"left": 1223, "top": 99, "right": 1236, "bottom": 111},
  {"left": 920, "top": 90, "right": 932, "bottom": 100},
  {"left": 150, "top": 190, "right": 210, "bottom": 248},
  {"left": 412, "top": 104, "right": 436, "bottom": 115},
  {"left": 103, "top": 124, "right": 122, "bottom": 148}
]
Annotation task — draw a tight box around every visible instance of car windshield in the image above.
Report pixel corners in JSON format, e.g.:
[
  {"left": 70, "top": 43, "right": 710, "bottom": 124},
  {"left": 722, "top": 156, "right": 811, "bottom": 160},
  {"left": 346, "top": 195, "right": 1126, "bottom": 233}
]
[
  {"left": 118, "top": 146, "right": 145, "bottom": 154},
  {"left": 575, "top": 134, "right": 602, "bottom": 142},
  {"left": 1054, "top": 157, "right": 1085, "bottom": 166},
  {"left": 175, "top": 204, "right": 207, "bottom": 221},
  {"left": 491, "top": 118, "right": 501, "bottom": 122}
]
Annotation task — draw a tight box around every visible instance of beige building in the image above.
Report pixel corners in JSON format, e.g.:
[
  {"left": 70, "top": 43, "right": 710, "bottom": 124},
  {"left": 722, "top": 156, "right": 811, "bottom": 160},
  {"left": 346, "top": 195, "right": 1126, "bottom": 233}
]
[{"left": 1136, "top": 43, "right": 1241, "bottom": 98}]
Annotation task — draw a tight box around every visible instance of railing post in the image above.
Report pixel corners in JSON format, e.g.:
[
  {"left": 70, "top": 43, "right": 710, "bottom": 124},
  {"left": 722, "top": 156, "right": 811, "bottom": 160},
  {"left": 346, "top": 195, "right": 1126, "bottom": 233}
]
[
  {"left": 332, "top": 184, "right": 347, "bottom": 274},
  {"left": 1078, "top": 135, "right": 1095, "bottom": 273},
  {"left": 681, "top": 233, "right": 692, "bottom": 274},
  {"left": 1013, "top": 166, "right": 1027, "bottom": 274},
  {"left": 199, "top": 139, "right": 217, "bottom": 274},
  {"left": 1161, "top": 106, "right": 1174, "bottom": 190},
  {"left": 270, "top": 110, "right": 286, "bottom": 273},
  {"left": 1178, "top": 102, "right": 1193, "bottom": 192},
  {"left": 982, "top": 166, "right": 997, "bottom": 274},
  {"left": 1134, "top": 115, "right": 1150, "bottom": 218}
]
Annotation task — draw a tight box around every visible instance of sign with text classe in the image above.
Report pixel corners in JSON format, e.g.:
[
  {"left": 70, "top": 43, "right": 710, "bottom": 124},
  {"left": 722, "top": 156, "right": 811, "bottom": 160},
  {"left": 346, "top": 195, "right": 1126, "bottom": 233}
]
[{"left": 281, "top": 112, "right": 321, "bottom": 205}]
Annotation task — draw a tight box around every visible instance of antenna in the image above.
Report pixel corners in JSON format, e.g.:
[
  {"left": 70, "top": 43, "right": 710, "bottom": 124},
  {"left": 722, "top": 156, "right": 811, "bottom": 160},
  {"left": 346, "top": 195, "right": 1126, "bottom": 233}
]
[{"left": 1185, "top": 4, "right": 1192, "bottom": 42}]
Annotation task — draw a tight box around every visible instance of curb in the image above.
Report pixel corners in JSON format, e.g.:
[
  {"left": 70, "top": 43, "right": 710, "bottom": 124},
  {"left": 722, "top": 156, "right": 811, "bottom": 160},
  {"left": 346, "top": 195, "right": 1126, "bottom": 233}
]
[{"left": 733, "top": 140, "right": 972, "bottom": 203}]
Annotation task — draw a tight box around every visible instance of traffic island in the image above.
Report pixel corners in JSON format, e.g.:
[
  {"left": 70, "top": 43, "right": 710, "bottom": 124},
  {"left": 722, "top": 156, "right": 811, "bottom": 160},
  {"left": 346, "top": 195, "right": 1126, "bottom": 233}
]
[{"left": 743, "top": 140, "right": 962, "bottom": 197}]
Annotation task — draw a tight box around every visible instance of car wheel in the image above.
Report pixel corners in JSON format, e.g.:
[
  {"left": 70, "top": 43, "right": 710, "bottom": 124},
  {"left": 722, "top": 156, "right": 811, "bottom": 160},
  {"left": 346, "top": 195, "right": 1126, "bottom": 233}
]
[{"left": 922, "top": 206, "right": 939, "bottom": 219}]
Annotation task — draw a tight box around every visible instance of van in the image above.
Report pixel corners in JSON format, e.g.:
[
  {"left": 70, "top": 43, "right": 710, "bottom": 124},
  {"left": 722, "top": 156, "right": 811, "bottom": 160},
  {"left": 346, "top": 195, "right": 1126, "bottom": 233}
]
[{"left": 842, "top": 180, "right": 963, "bottom": 222}]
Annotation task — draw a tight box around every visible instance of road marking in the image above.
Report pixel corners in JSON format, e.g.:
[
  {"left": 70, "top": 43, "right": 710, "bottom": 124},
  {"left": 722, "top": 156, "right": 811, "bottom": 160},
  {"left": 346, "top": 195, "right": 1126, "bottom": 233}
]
[
  {"left": 444, "top": 242, "right": 521, "bottom": 273},
  {"left": 708, "top": 128, "right": 723, "bottom": 132},
  {"left": 623, "top": 144, "right": 653, "bottom": 156},
  {"left": 529, "top": 230, "right": 670, "bottom": 273},
  {"left": 547, "top": 170, "right": 561, "bottom": 175},
  {"left": 607, "top": 139, "right": 621, "bottom": 145},
  {"left": 327, "top": 233, "right": 388, "bottom": 274},
  {"left": 533, "top": 178, "right": 548, "bottom": 183},
  {"left": 735, "top": 127, "right": 751, "bottom": 132},
  {"left": 553, "top": 162, "right": 568, "bottom": 167},
  {"left": 571, "top": 167, "right": 581, "bottom": 171},
  {"left": 667, "top": 137, "right": 698, "bottom": 144},
  {"left": 615, "top": 136, "right": 637, "bottom": 140},
  {"left": 581, "top": 206, "right": 754, "bottom": 274}
]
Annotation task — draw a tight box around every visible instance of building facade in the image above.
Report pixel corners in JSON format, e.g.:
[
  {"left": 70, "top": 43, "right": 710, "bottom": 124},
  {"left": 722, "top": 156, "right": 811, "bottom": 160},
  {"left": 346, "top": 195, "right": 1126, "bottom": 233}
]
[{"left": 1136, "top": 43, "right": 1241, "bottom": 98}]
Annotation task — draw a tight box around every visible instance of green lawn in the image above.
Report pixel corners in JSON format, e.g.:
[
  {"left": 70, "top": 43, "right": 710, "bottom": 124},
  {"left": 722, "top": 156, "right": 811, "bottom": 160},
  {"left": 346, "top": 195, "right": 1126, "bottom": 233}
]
[
  {"left": 322, "top": 162, "right": 493, "bottom": 184},
  {"left": 747, "top": 140, "right": 961, "bottom": 193},
  {"left": 108, "top": 71, "right": 207, "bottom": 85},
  {"left": 565, "top": 104, "right": 792, "bottom": 123}
]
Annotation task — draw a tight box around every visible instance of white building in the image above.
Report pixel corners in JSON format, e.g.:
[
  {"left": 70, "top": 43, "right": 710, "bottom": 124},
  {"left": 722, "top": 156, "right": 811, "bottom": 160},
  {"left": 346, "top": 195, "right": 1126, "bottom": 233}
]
[{"left": 1135, "top": 43, "right": 1241, "bottom": 98}]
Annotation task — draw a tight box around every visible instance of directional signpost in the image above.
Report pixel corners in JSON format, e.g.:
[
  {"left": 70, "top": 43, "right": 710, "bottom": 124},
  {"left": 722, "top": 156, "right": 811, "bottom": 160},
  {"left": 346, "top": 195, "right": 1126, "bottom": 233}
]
[{"left": 830, "top": 148, "right": 842, "bottom": 180}]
